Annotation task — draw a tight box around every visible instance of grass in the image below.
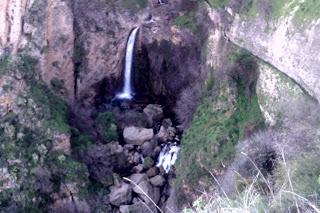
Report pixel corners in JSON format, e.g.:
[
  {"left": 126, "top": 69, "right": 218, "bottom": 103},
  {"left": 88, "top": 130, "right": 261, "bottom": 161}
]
[
  {"left": 183, "top": 150, "right": 320, "bottom": 212},
  {"left": 177, "top": 46, "right": 263, "bottom": 188},
  {"left": 270, "top": 0, "right": 320, "bottom": 25},
  {"left": 177, "top": 83, "right": 263, "bottom": 187},
  {"left": 30, "top": 84, "right": 71, "bottom": 133}
]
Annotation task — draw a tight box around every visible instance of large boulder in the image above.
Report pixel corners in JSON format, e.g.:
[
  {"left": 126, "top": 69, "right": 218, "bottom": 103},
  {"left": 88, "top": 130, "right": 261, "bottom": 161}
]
[
  {"left": 143, "top": 104, "right": 163, "bottom": 125},
  {"left": 109, "top": 183, "right": 132, "bottom": 206},
  {"left": 123, "top": 126, "right": 154, "bottom": 145}
]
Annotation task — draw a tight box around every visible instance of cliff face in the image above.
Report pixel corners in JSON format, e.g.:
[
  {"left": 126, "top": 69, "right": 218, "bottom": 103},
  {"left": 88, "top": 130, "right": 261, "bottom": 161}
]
[
  {"left": 225, "top": 3, "right": 320, "bottom": 102},
  {"left": 0, "top": 0, "right": 75, "bottom": 102}
]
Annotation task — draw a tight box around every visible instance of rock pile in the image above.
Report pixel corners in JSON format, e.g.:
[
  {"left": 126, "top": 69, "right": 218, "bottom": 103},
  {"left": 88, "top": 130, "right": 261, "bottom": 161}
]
[{"left": 106, "top": 104, "right": 181, "bottom": 212}]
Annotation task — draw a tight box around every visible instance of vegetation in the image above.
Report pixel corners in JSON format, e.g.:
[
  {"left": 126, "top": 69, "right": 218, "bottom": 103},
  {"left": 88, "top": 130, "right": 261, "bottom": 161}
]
[
  {"left": 95, "top": 112, "right": 118, "bottom": 142},
  {"left": 241, "top": 0, "right": 320, "bottom": 25},
  {"left": 177, "top": 47, "right": 264, "bottom": 188},
  {"left": 121, "top": 0, "right": 148, "bottom": 12},
  {"left": 71, "top": 132, "right": 95, "bottom": 152},
  {"left": 198, "top": 0, "right": 230, "bottom": 8},
  {"left": 174, "top": 14, "right": 197, "bottom": 32},
  {"left": 184, "top": 148, "right": 320, "bottom": 212}
]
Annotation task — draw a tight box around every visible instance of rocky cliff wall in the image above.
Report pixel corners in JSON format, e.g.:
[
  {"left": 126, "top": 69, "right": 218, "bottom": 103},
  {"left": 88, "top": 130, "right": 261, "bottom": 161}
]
[{"left": 225, "top": 3, "right": 320, "bottom": 102}]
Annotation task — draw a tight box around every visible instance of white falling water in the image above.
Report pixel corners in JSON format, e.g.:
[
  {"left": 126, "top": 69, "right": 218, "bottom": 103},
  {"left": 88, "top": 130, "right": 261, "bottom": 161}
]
[
  {"left": 156, "top": 143, "right": 180, "bottom": 173},
  {"left": 116, "top": 27, "right": 140, "bottom": 100}
]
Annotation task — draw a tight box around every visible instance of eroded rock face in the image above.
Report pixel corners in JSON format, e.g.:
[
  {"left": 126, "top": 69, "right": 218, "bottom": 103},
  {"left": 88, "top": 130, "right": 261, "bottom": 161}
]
[
  {"left": 225, "top": 7, "right": 320, "bottom": 102},
  {"left": 256, "top": 62, "right": 312, "bottom": 126}
]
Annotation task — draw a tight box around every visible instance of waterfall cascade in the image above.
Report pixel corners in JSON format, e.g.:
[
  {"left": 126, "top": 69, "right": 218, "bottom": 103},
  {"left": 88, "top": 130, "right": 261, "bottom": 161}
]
[
  {"left": 116, "top": 27, "right": 140, "bottom": 100},
  {"left": 156, "top": 142, "right": 180, "bottom": 173}
]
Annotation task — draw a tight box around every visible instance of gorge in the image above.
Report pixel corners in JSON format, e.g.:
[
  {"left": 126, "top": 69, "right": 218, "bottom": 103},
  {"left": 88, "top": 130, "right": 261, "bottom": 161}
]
[{"left": 0, "top": 0, "right": 320, "bottom": 212}]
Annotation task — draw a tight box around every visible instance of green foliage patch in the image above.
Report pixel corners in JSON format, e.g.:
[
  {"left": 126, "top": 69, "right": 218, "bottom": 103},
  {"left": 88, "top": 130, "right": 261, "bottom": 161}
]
[
  {"left": 177, "top": 49, "right": 264, "bottom": 188},
  {"left": 96, "top": 112, "right": 118, "bottom": 142},
  {"left": 121, "top": 0, "right": 148, "bottom": 12}
]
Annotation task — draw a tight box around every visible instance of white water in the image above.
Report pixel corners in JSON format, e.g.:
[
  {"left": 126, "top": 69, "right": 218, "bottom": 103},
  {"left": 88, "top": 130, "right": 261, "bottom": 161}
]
[
  {"left": 156, "top": 143, "right": 180, "bottom": 173},
  {"left": 116, "top": 27, "right": 139, "bottom": 100}
]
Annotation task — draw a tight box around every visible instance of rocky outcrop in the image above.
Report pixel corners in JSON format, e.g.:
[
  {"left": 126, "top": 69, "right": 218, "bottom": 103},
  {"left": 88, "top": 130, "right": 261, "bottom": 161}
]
[
  {"left": 0, "top": 0, "right": 75, "bottom": 101},
  {"left": 256, "top": 61, "right": 312, "bottom": 126},
  {"left": 224, "top": 5, "right": 320, "bottom": 102},
  {"left": 0, "top": 0, "right": 32, "bottom": 54}
]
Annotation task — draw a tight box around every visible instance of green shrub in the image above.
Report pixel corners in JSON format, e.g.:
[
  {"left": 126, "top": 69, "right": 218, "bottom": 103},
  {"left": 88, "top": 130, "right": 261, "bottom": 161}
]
[
  {"left": 46, "top": 152, "right": 89, "bottom": 183},
  {"left": 18, "top": 54, "right": 38, "bottom": 80},
  {"left": 30, "top": 84, "right": 70, "bottom": 133},
  {"left": 72, "top": 133, "right": 95, "bottom": 152},
  {"left": 96, "top": 112, "right": 118, "bottom": 142}
]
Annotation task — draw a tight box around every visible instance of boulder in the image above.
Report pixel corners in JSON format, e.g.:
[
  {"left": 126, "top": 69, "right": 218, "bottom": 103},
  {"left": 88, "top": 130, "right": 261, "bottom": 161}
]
[
  {"left": 129, "top": 173, "right": 148, "bottom": 185},
  {"left": 156, "top": 126, "right": 176, "bottom": 142},
  {"left": 150, "top": 175, "right": 165, "bottom": 187},
  {"left": 109, "top": 183, "right": 132, "bottom": 206},
  {"left": 146, "top": 167, "right": 159, "bottom": 178},
  {"left": 132, "top": 164, "right": 144, "bottom": 173},
  {"left": 132, "top": 180, "right": 154, "bottom": 203},
  {"left": 120, "top": 201, "right": 157, "bottom": 213},
  {"left": 143, "top": 104, "right": 163, "bottom": 125},
  {"left": 123, "top": 126, "right": 154, "bottom": 145},
  {"left": 141, "top": 139, "right": 157, "bottom": 157}
]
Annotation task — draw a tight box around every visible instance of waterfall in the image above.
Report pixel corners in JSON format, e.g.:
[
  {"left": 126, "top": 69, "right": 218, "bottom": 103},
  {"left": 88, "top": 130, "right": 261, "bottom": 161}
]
[
  {"left": 116, "top": 27, "right": 139, "bottom": 100},
  {"left": 156, "top": 142, "right": 180, "bottom": 173}
]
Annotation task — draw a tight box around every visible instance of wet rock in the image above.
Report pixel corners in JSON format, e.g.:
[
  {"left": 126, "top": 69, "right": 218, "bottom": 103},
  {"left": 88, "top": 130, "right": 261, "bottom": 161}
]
[
  {"left": 133, "top": 152, "right": 143, "bottom": 164},
  {"left": 141, "top": 139, "right": 157, "bottom": 157},
  {"left": 146, "top": 167, "right": 159, "bottom": 178},
  {"left": 109, "top": 183, "right": 132, "bottom": 206},
  {"left": 119, "top": 201, "right": 157, "bottom": 213},
  {"left": 123, "top": 126, "right": 154, "bottom": 145},
  {"left": 154, "top": 146, "right": 162, "bottom": 157},
  {"left": 150, "top": 175, "right": 165, "bottom": 187},
  {"left": 143, "top": 104, "right": 163, "bottom": 125}
]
